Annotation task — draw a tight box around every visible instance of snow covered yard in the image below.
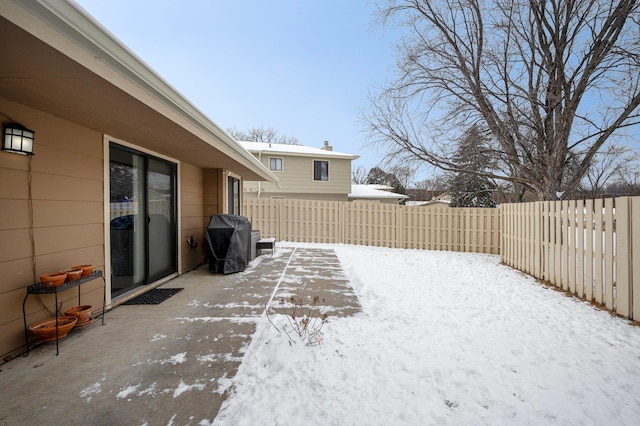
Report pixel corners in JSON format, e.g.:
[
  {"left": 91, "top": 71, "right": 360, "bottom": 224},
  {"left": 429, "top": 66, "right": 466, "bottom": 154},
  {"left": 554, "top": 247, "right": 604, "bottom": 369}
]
[{"left": 213, "top": 243, "right": 640, "bottom": 426}]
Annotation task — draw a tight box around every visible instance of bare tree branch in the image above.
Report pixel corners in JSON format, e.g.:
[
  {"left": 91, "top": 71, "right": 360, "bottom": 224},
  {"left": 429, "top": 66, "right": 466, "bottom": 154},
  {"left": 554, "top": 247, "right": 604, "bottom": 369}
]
[
  {"left": 365, "top": 0, "right": 640, "bottom": 200},
  {"left": 227, "top": 126, "right": 300, "bottom": 145}
]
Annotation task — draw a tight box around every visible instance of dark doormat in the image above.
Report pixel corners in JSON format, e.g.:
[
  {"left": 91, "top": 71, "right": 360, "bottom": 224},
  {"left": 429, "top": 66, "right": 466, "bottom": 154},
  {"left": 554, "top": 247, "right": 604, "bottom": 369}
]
[{"left": 123, "top": 288, "right": 184, "bottom": 305}]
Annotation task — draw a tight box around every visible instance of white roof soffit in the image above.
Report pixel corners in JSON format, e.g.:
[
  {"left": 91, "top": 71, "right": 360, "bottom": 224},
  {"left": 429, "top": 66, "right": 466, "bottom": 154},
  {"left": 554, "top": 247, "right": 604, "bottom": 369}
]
[{"left": 1, "top": 0, "right": 277, "bottom": 183}]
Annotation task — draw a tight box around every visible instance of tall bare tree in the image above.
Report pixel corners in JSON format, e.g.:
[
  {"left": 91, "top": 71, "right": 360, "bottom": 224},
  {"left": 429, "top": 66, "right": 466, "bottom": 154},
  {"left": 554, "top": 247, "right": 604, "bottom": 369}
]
[
  {"left": 352, "top": 165, "right": 369, "bottom": 184},
  {"left": 608, "top": 151, "right": 640, "bottom": 195},
  {"left": 365, "top": 0, "right": 640, "bottom": 200},
  {"left": 387, "top": 164, "right": 416, "bottom": 190},
  {"left": 227, "top": 126, "right": 300, "bottom": 145},
  {"left": 413, "top": 175, "right": 447, "bottom": 200},
  {"left": 583, "top": 143, "right": 633, "bottom": 198}
]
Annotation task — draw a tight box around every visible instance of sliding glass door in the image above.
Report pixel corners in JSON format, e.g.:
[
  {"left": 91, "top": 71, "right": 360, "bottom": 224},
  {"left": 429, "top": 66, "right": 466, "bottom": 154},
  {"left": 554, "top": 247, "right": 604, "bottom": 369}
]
[
  {"left": 147, "top": 157, "right": 177, "bottom": 282},
  {"left": 109, "top": 143, "right": 177, "bottom": 297}
]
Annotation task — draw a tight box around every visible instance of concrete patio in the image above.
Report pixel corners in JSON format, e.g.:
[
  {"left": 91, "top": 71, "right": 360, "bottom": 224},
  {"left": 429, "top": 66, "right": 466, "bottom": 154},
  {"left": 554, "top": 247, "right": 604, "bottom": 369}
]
[{"left": 0, "top": 246, "right": 361, "bottom": 425}]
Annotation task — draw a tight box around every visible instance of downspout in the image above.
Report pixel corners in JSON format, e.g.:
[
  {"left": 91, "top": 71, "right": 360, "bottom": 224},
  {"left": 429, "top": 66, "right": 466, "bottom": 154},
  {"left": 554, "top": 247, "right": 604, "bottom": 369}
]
[{"left": 257, "top": 151, "right": 262, "bottom": 199}]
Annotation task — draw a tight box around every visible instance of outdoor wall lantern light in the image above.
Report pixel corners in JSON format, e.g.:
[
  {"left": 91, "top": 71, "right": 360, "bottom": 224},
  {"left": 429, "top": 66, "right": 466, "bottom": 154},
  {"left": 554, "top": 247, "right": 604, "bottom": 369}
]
[{"left": 2, "top": 123, "right": 35, "bottom": 155}]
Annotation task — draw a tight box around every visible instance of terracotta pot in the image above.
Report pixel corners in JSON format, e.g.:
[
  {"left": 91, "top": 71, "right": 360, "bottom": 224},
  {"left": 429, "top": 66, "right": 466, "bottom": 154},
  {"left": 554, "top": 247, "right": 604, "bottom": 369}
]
[
  {"left": 59, "top": 268, "right": 83, "bottom": 281},
  {"left": 40, "top": 273, "right": 67, "bottom": 288},
  {"left": 71, "top": 264, "right": 94, "bottom": 277},
  {"left": 64, "top": 305, "right": 92, "bottom": 325},
  {"left": 29, "top": 316, "right": 78, "bottom": 342}
]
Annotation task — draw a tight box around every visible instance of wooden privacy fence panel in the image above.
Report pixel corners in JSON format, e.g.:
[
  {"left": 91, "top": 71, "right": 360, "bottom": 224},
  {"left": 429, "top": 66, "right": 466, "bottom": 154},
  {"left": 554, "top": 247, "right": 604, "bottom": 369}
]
[
  {"left": 244, "top": 198, "right": 500, "bottom": 254},
  {"left": 402, "top": 205, "right": 500, "bottom": 252},
  {"left": 501, "top": 196, "right": 639, "bottom": 321},
  {"left": 344, "top": 202, "right": 398, "bottom": 247}
]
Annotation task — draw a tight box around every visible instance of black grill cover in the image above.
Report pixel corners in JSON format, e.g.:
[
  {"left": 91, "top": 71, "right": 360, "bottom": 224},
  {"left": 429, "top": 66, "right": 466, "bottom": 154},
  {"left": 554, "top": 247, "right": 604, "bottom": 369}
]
[{"left": 205, "top": 214, "right": 251, "bottom": 274}]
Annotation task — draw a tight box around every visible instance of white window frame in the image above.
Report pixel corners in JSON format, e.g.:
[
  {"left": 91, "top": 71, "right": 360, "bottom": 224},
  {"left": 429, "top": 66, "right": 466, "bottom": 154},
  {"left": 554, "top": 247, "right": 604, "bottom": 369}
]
[
  {"left": 312, "top": 159, "right": 330, "bottom": 182},
  {"left": 269, "top": 157, "right": 283, "bottom": 172}
]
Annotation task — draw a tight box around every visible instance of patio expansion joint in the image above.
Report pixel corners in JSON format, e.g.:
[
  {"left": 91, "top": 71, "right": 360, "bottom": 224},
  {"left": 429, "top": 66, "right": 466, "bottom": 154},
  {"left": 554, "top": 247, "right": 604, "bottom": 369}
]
[{"left": 263, "top": 247, "right": 298, "bottom": 316}]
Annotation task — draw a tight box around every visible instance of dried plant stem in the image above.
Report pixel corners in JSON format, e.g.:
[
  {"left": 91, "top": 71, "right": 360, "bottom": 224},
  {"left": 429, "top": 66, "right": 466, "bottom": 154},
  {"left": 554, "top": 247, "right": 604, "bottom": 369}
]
[{"left": 266, "top": 295, "right": 329, "bottom": 346}]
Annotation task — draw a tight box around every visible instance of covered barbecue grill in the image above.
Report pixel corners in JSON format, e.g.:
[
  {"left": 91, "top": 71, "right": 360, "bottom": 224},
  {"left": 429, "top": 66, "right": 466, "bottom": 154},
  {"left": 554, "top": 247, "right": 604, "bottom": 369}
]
[{"left": 205, "top": 214, "right": 251, "bottom": 274}]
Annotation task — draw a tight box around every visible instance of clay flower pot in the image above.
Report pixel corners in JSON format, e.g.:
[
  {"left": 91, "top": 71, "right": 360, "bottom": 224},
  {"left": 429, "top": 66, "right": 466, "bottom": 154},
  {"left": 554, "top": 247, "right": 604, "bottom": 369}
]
[
  {"left": 64, "top": 305, "right": 92, "bottom": 326},
  {"left": 59, "top": 268, "right": 83, "bottom": 281},
  {"left": 40, "top": 273, "right": 67, "bottom": 288},
  {"left": 71, "top": 264, "right": 94, "bottom": 276},
  {"left": 29, "top": 316, "right": 78, "bottom": 342},
  {"left": 71, "top": 264, "right": 94, "bottom": 277}
]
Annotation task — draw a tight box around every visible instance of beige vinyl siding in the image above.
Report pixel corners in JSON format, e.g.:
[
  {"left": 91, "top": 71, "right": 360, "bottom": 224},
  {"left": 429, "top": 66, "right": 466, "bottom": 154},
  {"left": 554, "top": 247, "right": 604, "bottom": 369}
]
[
  {"left": 203, "top": 168, "right": 222, "bottom": 218},
  {"left": 0, "top": 97, "right": 225, "bottom": 358},
  {"left": 0, "top": 98, "right": 105, "bottom": 357},
  {"left": 249, "top": 154, "right": 352, "bottom": 199},
  {"left": 180, "top": 163, "right": 205, "bottom": 273}
]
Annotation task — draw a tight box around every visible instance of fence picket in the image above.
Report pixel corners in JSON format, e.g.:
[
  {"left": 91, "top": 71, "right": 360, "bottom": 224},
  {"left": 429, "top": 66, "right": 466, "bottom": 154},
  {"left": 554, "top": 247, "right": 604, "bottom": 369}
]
[
  {"left": 542, "top": 201, "right": 551, "bottom": 282},
  {"left": 604, "top": 198, "right": 615, "bottom": 310},
  {"left": 585, "top": 199, "right": 594, "bottom": 302},
  {"left": 594, "top": 198, "right": 604, "bottom": 305},
  {"left": 575, "top": 200, "right": 584, "bottom": 297},
  {"left": 554, "top": 201, "right": 562, "bottom": 287}
]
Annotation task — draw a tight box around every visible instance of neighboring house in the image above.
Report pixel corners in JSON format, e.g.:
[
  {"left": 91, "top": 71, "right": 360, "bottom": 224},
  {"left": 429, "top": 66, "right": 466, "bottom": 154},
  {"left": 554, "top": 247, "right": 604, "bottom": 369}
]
[
  {"left": 405, "top": 188, "right": 447, "bottom": 202},
  {"left": 0, "top": 1, "right": 276, "bottom": 358},
  {"left": 406, "top": 200, "right": 451, "bottom": 208},
  {"left": 349, "top": 184, "right": 409, "bottom": 204},
  {"left": 241, "top": 141, "right": 359, "bottom": 201},
  {"left": 406, "top": 192, "right": 452, "bottom": 208}
]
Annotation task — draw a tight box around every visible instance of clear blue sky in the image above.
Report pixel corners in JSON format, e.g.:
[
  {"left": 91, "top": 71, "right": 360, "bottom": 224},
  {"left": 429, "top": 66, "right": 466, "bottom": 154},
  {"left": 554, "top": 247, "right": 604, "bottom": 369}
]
[{"left": 74, "top": 0, "right": 401, "bottom": 175}]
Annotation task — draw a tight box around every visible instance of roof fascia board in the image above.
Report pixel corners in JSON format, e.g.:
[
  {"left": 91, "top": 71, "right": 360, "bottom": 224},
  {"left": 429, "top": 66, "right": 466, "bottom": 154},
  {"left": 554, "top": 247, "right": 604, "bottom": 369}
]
[
  {"left": 2, "top": 0, "right": 276, "bottom": 183},
  {"left": 244, "top": 147, "right": 359, "bottom": 161}
]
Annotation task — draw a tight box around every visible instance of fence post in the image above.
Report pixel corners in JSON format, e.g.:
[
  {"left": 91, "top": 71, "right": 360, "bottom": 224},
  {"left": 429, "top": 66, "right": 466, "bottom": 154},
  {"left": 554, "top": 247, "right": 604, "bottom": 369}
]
[
  {"left": 397, "top": 205, "right": 404, "bottom": 249},
  {"left": 615, "top": 197, "right": 631, "bottom": 317},
  {"left": 277, "top": 199, "right": 285, "bottom": 242}
]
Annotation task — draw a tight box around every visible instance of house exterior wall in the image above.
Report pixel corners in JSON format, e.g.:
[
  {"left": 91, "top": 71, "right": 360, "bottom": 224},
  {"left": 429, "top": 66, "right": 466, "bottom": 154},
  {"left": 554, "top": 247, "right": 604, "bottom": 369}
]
[
  {"left": 0, "top": 97, "right": 223, "bottom": 359},
  {"left": 180, "top": 163, "right": 205, "bottom": 272},
  {"left": 203, "top": 169, "right": 222, "bottom": 219},
  {"left": 244, "top": 155, "right": 352, "bottom": 201},
  {"left": 1, "top": 97, "right": 106, "bottom": 358}
]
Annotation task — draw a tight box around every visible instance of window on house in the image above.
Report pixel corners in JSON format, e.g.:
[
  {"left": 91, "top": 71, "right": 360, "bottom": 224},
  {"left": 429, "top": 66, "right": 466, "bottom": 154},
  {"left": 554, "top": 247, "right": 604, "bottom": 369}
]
[
  {"left": 313, "top": 160, "right": 329, "bottom": 181},
  {"left": 269, "top": 157, "right": 283, "bottom": 171},
  {"left": 228, "top": 176, "right": 240, "bottom": 215}
]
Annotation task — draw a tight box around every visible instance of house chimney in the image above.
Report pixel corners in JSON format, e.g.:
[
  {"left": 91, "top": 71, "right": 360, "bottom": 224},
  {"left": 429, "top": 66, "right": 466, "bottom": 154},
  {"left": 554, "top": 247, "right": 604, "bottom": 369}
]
[{"left": 321, "top": 140, "right": 333, "bottom": 151}]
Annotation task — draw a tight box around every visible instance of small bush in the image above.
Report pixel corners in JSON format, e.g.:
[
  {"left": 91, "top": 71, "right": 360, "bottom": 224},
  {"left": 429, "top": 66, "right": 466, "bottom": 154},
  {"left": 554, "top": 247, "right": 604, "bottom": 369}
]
[{"left": 266, "top": 296, "right": 328, "bottom": 346}]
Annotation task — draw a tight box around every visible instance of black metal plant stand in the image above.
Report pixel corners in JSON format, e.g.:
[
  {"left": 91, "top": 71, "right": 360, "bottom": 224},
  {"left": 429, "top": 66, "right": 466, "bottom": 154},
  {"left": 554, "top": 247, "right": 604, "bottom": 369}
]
[{"left": 22, "top": 270, "right": 106, "bottom": 356}]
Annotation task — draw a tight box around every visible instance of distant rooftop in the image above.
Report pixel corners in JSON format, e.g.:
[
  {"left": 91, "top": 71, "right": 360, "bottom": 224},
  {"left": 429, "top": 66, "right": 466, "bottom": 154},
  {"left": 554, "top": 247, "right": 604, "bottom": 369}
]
[
  {"left": 239, "top": 141, "right": 359, "bottom": 160},
  {"left": 349, "top": 184, "right": 409, "bottom": 199}
]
